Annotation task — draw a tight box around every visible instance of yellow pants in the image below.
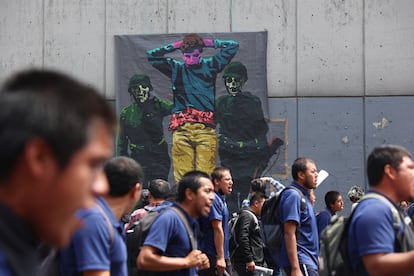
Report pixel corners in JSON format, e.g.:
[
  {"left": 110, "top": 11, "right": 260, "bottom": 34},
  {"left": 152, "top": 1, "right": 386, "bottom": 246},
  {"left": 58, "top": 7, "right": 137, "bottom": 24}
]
[{"left": 172, "top": 123, "right": 217, "bottom": 183}]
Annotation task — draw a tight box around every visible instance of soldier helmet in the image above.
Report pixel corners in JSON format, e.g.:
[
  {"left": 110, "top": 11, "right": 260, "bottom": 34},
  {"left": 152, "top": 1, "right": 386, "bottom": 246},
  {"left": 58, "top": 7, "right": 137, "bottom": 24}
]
[
  {"left": 128, "top": 74, "right": 153, "bottom": 93},
  {"left": 223, "top": 61, "right": 248, "bottom": 83}
]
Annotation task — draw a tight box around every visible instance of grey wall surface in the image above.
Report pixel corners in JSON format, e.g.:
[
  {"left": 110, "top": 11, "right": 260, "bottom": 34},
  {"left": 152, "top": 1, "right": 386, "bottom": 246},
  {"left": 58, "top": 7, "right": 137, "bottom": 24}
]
[
  {"left": 269, "top": 96, "right": 414, "bottom": 213},
  {"left": 1, "top": 0, "right": 414, "bottom": 214}
]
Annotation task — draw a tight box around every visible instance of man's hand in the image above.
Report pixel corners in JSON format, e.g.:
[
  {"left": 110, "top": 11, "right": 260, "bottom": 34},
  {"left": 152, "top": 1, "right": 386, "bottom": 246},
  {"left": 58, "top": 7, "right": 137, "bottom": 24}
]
[
  {"left": 186, "top": 250, "right": 210, "bottom": 270},
  {"left": 215, "top": 257, "right": 226, "bottom": 276},
  {"left": 203, "top": 39, "right": 214, "bottom": 47},
  {"left": 172, "top": 40, "right": 183, "bottom": 49},
  {"left": 246, "top": 260, "right": 255, "bottom": 272}
]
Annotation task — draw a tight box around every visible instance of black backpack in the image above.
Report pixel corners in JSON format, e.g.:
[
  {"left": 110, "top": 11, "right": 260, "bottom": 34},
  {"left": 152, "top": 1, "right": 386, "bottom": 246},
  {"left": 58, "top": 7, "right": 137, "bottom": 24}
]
[
  {"left": 319, "top": 193, "right": 414, "bottom": 276},
  {"left": 260, "top": 186, "right": 306, "bottom": 268},
  {"left": 126, "top": 205, "right": 197, "bottom": 276}
]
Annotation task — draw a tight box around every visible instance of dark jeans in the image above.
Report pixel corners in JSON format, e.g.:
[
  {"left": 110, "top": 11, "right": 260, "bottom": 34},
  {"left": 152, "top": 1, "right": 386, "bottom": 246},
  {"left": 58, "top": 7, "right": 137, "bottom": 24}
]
[{"left": 282, "top": 264, "right": 318, "bottom": 276}]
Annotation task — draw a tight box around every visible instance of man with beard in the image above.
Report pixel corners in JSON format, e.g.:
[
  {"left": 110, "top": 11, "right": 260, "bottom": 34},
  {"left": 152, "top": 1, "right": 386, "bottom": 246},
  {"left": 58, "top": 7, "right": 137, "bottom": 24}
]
[
  {"left": 277, "top": 158, "right": 319, "bottom": 276},
  {"left": 347, "top": 145, "right": 414, "bottom": 275},
  {"left": 117, "top": 74, "right": 172, "bottom": 186}
]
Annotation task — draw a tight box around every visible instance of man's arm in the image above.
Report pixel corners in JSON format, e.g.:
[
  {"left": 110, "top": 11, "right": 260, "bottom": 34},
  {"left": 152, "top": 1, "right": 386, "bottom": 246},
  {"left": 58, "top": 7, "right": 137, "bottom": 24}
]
[
  {"left": 83, "top": 271, "right": 110, "bottom": 276},
  {"left": 363, "top": 251, "right": 414, "bottom": 275},
  {"left": 211, "top": 219, "right": 226, "bottom": 275},
  {"left": 208, "top": 39, "right": 239, "bottom": 72},
  {"left": 284, "top": 220, "right": 301, "bottom": 276},
  {"left": 137, "top": 245, "right": 209, "bottom": 271},
  {"left": 237, "top": 214, "right": 256, "bottom": 271}
]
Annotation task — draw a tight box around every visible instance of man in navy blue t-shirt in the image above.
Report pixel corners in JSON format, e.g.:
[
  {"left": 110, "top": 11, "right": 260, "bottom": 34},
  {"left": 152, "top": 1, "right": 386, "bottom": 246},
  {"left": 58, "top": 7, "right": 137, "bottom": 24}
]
[
  {"left": 138, "top": 171, "right": 214, "bottom": 276},
  {"left": 59, "top": 157, "right": 143, "bottom": 275},
  {"left": 278, "top": 157, "right": 319, "bottom": 276},
  {"left": 347, "top": 145, "right": 414, "bottom": 275}
]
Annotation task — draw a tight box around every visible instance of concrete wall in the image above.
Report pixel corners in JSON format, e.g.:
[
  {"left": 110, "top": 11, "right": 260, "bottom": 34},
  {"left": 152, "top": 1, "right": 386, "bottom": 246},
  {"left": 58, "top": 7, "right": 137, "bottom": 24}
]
[{"left": 1, "top": 0, "right": 414, "bottom": 213}]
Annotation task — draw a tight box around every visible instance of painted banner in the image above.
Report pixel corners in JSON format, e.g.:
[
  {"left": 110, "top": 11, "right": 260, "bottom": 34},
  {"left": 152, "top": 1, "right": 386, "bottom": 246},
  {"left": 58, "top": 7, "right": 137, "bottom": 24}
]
[{"left": 115, "top": 31, "right": 287, "bottom": 212}]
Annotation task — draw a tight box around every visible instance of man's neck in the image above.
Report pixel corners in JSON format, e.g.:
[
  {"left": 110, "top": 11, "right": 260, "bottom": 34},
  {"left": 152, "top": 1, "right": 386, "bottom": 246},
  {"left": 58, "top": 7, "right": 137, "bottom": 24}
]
[
  {"left": 177, "top": 202, "right": 195, "bottom": 218},
  {"left": 104, "top": 196, "right": 129, "bottom": 221}
]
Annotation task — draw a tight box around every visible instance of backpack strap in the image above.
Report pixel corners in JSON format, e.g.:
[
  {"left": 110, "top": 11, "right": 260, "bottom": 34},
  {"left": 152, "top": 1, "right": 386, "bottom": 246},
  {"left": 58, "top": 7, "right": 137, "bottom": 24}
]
[
  {"left": 287, "top": 185, "right": 307, "bottom": 212},
  {"left": 359, "top": 193, "right": 401, "bottom": 230},
  {"left": 346, "top": 192, "right": 402, "bottom": 273},
  {"left": 95, "top": 203, "right": 115, "bottom": 248},
  {"left": 171, "top": 206, "right": 197, "bottom": 250},
  {"left": 280, "top": 186, "right": 307, "bottom": 240},
  {"left": 244, "top": 209, "right": 258, "bottom": 225}
]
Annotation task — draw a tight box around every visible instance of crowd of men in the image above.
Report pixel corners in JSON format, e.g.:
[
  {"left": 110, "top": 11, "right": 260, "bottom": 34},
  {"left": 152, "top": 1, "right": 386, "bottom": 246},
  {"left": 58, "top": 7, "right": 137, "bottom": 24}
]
[{"left": 2, "top": 68, "right": 414, "bottom": 276}]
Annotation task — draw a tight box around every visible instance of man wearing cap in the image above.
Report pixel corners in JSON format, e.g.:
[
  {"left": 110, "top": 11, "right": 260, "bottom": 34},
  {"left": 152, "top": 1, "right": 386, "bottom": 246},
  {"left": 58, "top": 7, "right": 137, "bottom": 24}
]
[
  {"left": 215, "top": 61, "right": 284, "bottom": 213},
  {"left": 117, "top": 74, "right": 173, "bottom": 187}
]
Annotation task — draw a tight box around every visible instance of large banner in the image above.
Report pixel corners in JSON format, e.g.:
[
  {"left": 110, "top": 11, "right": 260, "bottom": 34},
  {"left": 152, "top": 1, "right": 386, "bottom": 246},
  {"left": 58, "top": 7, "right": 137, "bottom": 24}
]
[{"left": 115, "top": 31, "right": 287, "bottom": 212}]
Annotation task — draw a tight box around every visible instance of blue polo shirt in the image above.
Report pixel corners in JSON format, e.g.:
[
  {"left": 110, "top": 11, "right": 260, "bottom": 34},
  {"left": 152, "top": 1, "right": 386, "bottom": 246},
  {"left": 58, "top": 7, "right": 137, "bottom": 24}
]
[
  {"left": 143, "top": 203, "right": 198, "bottom": 276},
  {"left": 347, "top": 192, "right": 400, "bottom": 275},
  {"left": 277, "top": 183, "right": 319, "bottom": 269},
  {"left": 59, "top": 197, "right": 127, "bottom": 275},
  {"left": 199, "top": 191, "right": 230, "bottom": 259}
]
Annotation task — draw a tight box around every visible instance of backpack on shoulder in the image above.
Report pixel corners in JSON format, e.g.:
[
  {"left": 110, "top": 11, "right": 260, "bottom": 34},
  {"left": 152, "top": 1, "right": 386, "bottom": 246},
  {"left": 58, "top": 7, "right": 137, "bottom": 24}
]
[
  {"left": 126, "top": 205, "right": 165, "bottom": 276},
  {"left": 126, "top": 205, "right": 197, "bottom": 276},
  {"left": 228, "top": 209, "right": 258, "bottom": 259},
  {"left": 319, "top": 193, "right": 410, "bottom": 276},
  {"left": 260, "top": 186, "right": 306, "bottom": 268}
]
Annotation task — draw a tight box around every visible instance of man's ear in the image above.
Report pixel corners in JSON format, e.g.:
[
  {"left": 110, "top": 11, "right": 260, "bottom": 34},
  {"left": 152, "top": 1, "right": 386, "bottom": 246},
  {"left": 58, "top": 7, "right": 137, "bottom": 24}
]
[
  {"left": 185, "top": 187, "right": 195, "bottom": 201},
  {"left": 384, "top": 164, "right": 397, "bottom": 180},
  {"left": 131, "top": 183, "right": 141, "bottom": 200},
  {"left": 297, "top": 170, "right": 306, "bottom": 182},
  {"left": 23, "top": 138, "right": 56, "bottom": 178}
]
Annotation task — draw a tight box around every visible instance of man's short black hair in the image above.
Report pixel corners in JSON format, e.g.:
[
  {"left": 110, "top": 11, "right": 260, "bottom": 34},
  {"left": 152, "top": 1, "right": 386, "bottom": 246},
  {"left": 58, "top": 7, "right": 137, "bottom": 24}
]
[
  {"left": 291, "top": 157, "right": 314, "bottom": 181},
  {"left": 177, "top": 171, "right": 210, "bottom": 203},
  {"left": 367, "top": 145, "right": 412, "bottom": 186},
  {"left": 324, "top": 191, "right": 341, "bottom": 209},
  {"left": 149, "top": 179, "right": 170, "bottom": 199},
  {"left": 0, "top": 69, "right": 116, "bottom": 180},
  {"left": 104, "top": 156, "right": 144, "bottom": 196}
]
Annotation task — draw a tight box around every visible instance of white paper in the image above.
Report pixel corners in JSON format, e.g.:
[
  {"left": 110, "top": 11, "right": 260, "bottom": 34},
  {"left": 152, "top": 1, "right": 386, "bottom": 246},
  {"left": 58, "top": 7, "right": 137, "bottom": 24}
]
[{"left": 317, "top": 169, "right": 329, "bottom": 187}]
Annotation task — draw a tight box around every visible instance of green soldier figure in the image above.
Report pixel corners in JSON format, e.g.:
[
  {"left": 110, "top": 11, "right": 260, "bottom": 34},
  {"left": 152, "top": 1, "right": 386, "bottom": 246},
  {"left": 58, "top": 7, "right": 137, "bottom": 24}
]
[
  {"left": 216, "top": 62, "right": 284, "bottom": 212},
  {"left": 117, "top": 74, "right": 173, "bottom": 187}
]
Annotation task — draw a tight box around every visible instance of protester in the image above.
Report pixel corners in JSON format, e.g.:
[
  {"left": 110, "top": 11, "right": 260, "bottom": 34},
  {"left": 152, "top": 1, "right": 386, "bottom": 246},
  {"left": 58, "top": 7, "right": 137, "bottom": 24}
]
[
  {"left": 277, "top": 157, "right": 319, "bottom": 276},
  {"left": 347, "top": 145, "right": 414, "bottom": 275},
  {"left": 0, "top": 69, "right": 116, "bottom": 275},
  {"left": 59, "top": 156, "right": 143, "bottom": 275},
  {"left": 137, "top": 170, "right": 214, "bottom": 275},
  {"left": 126, "top": 178, "right": 171, "bottom": 229},
  {"left": 231, "top": 192, "right": 267, "bottom": 276},
  {"left": 199, "top": 167, "right": 233, "bottom": 276},
  {"left": 316, "top": 191, "right": 344, "bottom": 236}
]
